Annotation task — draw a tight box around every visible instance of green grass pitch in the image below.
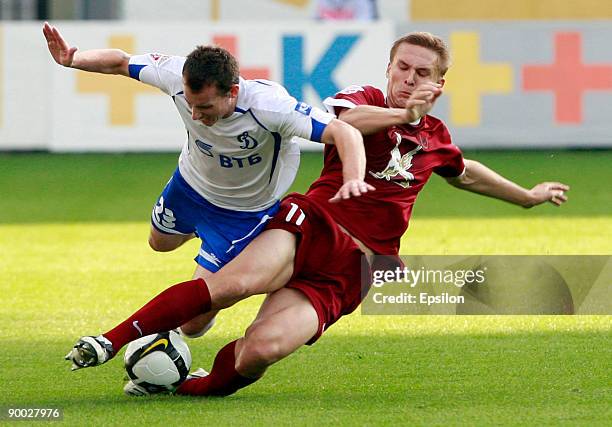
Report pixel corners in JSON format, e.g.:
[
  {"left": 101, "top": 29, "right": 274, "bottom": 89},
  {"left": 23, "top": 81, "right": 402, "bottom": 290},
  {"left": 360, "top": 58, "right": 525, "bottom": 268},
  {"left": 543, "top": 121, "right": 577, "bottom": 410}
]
[{"left": 0, "top": 151, "right": 610, "bottom": 426}]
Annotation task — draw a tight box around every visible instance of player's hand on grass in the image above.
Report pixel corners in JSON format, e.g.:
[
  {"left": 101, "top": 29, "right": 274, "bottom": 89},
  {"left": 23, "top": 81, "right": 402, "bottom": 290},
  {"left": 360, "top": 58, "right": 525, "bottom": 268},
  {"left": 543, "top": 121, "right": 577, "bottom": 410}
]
[
  {"left": 525, "top": 182, "right": 570, "bottom": 207},
  {"left": 329, "top": 179, "right": 375, "bottom": 203},
  {"left": 43, "top": 22, "right": 77, "bottom": 67},
  {"left": 404, "top": 82, "right": 443, "bottom": 122}
]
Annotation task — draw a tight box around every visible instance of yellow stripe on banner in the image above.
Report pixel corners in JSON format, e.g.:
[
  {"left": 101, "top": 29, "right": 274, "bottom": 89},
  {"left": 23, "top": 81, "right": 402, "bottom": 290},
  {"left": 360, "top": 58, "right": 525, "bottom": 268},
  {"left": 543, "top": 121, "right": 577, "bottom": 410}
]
[
  {"left": 273, "top": 0, "right": 310, "bottom": 7},
  {"left": 211, "top": 0, "right": 220, "bottom": 21},
  {"left": 412, "top": 0, "right": 612, "bottom": 20},
  {"left": 76, "top": 35, "right": 158, "bottom": 126},
  {"left": 444, "top": 32, "right": 513, "bottom": 126},
  {"left": 0, "top": 26, "right": 3, "bottom": 128}
]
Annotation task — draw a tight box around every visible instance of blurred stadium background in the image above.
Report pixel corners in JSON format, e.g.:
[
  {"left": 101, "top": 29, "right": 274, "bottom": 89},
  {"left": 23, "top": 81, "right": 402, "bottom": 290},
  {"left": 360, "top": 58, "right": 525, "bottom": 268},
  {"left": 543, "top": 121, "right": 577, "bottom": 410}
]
[
  {"left": 3, "top": 0, "right": 612, "bottom": 151},
  {"left": 1, "top": 1, "right": 610, "bottom": 425},
  {"left": 1, "top": 0, "right": 611, "bottom": 216}
]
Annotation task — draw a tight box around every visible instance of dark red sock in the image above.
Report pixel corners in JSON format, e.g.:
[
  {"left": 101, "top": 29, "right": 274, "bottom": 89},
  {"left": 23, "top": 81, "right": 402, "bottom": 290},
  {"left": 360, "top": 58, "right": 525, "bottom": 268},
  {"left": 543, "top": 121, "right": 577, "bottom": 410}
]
[
  {"left": 103, "top": 278, "right": 211, "bottom": 353},
  {"left": 176, "top": 340, "right": 259, "bottom": 397}
]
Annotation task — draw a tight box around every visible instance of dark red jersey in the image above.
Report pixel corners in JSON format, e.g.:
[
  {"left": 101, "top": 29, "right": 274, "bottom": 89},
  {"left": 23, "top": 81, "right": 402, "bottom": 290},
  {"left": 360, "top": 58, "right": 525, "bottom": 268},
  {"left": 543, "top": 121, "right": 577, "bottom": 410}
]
[{"left": 306, "top": 85, "right": 465, "bottom": 255}]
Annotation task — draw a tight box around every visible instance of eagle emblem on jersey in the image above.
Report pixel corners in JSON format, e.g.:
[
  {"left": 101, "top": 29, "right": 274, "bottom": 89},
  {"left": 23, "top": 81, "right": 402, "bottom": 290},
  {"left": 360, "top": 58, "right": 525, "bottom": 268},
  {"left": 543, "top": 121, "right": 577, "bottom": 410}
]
[
  {"left": 417, "top": 133, "right": 429, "bottom": 149},
  {"left": 369, "top": 132, "right": 421, "bottom": 188}
]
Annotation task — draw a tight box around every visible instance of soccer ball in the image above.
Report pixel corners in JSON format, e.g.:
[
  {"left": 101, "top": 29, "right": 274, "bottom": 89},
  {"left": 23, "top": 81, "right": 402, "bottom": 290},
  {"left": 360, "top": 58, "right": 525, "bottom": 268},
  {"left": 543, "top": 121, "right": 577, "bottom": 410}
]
[{"left": 124, "top": 330, "right": 192, "bottom": 392}]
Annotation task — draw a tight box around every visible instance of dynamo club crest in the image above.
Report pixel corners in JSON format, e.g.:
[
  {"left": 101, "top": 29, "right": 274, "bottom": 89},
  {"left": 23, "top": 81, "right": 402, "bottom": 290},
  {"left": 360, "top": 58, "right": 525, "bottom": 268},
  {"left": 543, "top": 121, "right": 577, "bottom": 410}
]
[{"left": 237, "top": 131, "right": 258, "bottom": 149}]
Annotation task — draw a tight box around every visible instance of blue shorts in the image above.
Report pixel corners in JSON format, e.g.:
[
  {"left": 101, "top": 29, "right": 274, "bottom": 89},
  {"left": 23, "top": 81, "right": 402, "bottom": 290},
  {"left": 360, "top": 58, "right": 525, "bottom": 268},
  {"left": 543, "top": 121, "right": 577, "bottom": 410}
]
[{"left": 151, "top": 169, "right": 279, "bottom": 272}]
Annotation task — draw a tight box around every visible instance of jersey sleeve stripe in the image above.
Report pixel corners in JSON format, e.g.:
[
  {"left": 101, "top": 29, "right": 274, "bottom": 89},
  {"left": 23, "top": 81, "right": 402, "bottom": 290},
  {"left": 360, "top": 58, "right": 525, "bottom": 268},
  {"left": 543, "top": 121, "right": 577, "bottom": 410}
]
[
  {"left": 268, "top": 132, "right": 282, "bottom": 183},
  {"left": 323, "top": 97, "right": 357, "bottom": 113},
  {"left": 248, "top": 110, "right": 270, "bottom": 131},
  {"left": 128, "top": 63, "right": 147, "bottom": 80},
  {"left": 171, "top": 91, "right": 184, "bottom": 102},
  {"left": 310, "top": 118, "right": 327, "bottom": 142}
]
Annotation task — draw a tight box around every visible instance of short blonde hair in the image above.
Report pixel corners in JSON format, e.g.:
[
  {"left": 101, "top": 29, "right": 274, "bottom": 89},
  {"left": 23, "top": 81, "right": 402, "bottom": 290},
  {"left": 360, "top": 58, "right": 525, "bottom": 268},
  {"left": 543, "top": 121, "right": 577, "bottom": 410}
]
[{"left": 389, "top": 32, "right": 450, "bottom": 77}]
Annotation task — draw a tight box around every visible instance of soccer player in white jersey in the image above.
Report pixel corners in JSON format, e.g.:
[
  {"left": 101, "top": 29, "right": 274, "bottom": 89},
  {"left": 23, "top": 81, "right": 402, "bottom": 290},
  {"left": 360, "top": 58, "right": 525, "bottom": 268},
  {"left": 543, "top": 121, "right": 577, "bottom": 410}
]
[{"left": 43, "top": 23, "right": 373, "bottom": 339}]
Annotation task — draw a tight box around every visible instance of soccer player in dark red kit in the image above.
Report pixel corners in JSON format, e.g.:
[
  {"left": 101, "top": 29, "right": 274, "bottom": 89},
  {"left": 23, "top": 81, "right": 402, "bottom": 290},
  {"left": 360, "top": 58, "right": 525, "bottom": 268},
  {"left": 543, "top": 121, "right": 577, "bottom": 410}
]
[{"left": 66, "top": 32, "right": 569, "bottom": 397}]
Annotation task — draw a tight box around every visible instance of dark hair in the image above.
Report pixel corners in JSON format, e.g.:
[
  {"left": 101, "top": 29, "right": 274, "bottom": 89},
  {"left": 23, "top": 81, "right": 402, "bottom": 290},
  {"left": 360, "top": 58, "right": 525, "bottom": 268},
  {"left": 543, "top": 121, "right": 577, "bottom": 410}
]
[
  {"left": 390, "top": 32, "right": 450, "bottom": 77},
  {"left": 182, "top": 45, "right": 239, "bottom": 94}
]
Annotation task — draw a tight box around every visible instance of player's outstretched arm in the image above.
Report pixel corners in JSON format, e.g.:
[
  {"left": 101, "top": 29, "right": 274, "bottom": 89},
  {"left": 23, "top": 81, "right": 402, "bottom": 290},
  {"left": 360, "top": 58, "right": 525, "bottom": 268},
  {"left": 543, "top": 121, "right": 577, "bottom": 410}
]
[
  {"left": 446, "top": 159, "right": 569, "bottom": 208},
  {"left": 321, "top": 119, "right": 375, "bottom": 202},
  {"left": 337, "top": 82, "right": 441, "bottom": 135},
  {"left": 338, "top": 105, "right": 419, "bottom": 136},
  {"left": 43, "top": 22, "right": 130, "bottom": 76}
]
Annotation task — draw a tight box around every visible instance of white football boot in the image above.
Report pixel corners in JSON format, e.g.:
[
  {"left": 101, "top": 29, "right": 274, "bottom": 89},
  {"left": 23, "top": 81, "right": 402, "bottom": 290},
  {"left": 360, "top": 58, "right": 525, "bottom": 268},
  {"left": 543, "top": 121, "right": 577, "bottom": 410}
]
[{"left": 65, "top": 335, "right": 114, "bottom": 371}]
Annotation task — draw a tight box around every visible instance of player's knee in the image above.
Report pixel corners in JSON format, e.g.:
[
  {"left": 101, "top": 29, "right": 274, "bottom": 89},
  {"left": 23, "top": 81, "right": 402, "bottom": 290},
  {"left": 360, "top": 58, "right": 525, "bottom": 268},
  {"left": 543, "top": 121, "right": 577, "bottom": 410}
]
[
  {"left": 237, "top": 340, "right": 282, "bottom": 370},
  {"left": 148, "top": 234, "right": 177, "bottom": 252},
  {"left": 148, "top": 234, "right": 166, "bottom": 252},
  {"left": 221, "top": 274, "right": 253, "bottom": 301},
  {"left": 238, "top": 331, "right": 285, "bottom": 368}
]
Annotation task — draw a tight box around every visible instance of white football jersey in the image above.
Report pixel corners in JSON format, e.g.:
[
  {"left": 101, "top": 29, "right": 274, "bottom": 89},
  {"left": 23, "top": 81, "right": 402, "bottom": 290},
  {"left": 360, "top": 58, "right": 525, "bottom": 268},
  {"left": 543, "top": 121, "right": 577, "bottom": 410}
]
[{"left": 128, "top": 53, "right": 334, "bottom": 211}]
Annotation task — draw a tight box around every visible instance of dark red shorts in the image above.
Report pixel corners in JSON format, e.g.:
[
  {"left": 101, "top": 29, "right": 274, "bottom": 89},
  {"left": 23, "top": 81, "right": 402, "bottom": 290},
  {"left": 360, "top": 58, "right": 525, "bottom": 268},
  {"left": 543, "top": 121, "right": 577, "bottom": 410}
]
[{"left": 265, "top": 193, "right": 371, "bottom": 344}]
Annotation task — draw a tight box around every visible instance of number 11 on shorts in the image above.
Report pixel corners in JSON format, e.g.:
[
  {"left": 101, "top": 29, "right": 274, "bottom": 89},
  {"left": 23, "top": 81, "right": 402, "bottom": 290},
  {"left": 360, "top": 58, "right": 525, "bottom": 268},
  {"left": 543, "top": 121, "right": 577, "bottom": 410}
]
[{"left": 285, "top": 203, "right": 306, "bottom": 226}]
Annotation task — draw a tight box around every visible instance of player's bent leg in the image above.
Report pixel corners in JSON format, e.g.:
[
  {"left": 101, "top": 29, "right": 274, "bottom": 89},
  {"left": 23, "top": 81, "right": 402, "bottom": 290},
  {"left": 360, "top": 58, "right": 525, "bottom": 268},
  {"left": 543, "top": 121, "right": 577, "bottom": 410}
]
[
  {"left": 206, "top": 229, "right": 297, "bottom": 310},
  {"left": 148, "top": 226, "right": 194, "bottom": 252},
  {"left": 180, "top": 227, "right": 297, "bottom": 339},
  {"left": 65, "top": 230, "right": 296, "bottom": 370},
  {"left": 180, "top": 264, "right": 219, "bottom": 337},
  {"left": 175, "top": 288, "right": 318, "bottom": 396},
  {"left": 235, "top": 288, "right": 318, "bottom": 378},
  {"left": 66, "top": 277, "right": 214, "bottom": 371},
  {"left": 106, "top": 278, "right": 212, "bottom": 356}
]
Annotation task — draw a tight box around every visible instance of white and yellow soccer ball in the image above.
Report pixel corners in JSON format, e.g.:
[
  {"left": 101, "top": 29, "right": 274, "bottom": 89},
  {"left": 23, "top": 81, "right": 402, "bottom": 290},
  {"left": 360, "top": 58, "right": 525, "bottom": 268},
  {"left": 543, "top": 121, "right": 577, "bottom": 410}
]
[{"left": 124, "top": 330, "right": 192, "bottom": 393}]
